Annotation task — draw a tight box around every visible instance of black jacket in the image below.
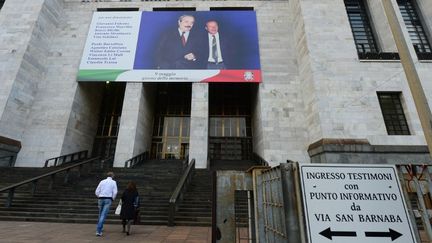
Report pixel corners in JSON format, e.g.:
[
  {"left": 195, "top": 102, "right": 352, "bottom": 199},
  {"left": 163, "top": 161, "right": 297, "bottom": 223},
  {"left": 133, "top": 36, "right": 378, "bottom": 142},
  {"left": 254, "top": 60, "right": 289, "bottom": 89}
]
[
  {"left": 120, "top": 189, "right": 139, "bottom": 220},
  {"left": 156, "top": 29, "right": 203, "bottom": 69}
]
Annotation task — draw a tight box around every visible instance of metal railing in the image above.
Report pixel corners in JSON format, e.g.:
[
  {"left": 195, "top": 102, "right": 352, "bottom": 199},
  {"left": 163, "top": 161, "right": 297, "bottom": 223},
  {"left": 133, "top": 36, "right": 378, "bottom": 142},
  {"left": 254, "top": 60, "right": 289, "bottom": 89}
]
[
  {"left": 168, "top": 158, "right": 195, "bottom": 226},
  {"left": 211, "top": 170, "right": 218, "bottom": 243},
  {"left": 0, "top": 156, "right": 101, "bottom": 207},
  {"left": 44, "top": 150, "right": 88, "bottom": 167},
  {"left": 124, "top": 151, "right": 149, "bottom": 168},
  {"left": 182, "top": 155, "right": 189, "bottom": 170},
  {"left": 0, "top": 155, "right": 15, "bottom": 167}
]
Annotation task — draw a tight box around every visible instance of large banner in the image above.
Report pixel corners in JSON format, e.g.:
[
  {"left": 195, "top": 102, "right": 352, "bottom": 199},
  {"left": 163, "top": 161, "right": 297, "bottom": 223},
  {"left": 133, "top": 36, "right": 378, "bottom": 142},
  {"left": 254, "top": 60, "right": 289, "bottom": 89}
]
[{"left": 78, "top": 11, "right": 261, "bottom": 83}]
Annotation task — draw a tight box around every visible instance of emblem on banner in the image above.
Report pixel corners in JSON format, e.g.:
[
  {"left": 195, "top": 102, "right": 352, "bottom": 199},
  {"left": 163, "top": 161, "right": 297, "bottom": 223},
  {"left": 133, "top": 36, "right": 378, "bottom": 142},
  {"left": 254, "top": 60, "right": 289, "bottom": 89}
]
[{"left": 243, "top": 71, "right": 254, "bottom": 81}]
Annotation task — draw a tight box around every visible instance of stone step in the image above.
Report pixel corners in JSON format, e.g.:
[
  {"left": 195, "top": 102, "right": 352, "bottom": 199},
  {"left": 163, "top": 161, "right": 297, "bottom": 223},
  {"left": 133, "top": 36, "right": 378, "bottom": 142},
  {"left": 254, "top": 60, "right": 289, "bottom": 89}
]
[{"left": 0, "top": 159, "right": 221, "bottom": 226}]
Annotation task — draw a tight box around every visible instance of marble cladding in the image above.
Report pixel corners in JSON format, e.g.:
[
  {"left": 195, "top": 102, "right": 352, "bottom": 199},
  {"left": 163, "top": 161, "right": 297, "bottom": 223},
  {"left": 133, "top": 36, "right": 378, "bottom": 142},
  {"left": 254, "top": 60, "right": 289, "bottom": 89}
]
[{"left": 0, "top": 0, "right": 431, "bottom": 167}]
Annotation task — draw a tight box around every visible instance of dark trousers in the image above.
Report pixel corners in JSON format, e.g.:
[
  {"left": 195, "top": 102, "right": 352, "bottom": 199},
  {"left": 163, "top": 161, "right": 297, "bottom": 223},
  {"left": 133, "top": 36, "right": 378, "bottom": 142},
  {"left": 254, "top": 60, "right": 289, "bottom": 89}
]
[{"left": 207, "top": 62, "right": 226, "bottom": 70}]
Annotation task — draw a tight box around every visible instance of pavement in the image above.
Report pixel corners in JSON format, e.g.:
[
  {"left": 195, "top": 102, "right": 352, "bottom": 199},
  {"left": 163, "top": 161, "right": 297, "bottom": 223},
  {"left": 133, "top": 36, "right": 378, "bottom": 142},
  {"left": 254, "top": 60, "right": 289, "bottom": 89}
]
[{"left": 0, "top": 221, "right": 212, "bottom": 243}]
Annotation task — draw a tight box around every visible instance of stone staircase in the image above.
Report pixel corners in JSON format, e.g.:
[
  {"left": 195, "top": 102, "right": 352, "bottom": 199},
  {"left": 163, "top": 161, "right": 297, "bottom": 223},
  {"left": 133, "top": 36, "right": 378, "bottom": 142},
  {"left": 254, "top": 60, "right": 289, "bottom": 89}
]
[
  {"left": 0, "top": 158, "right": 259, "bottom": 227},
  {"left": 174, "top": 169, "right": 213, "bottom": 226},
  {"left": 0, "top": 159, "right": 184, "bottom": 225},
  {"left": 171, "top": 160, "right": 259, "bottom": 227}
]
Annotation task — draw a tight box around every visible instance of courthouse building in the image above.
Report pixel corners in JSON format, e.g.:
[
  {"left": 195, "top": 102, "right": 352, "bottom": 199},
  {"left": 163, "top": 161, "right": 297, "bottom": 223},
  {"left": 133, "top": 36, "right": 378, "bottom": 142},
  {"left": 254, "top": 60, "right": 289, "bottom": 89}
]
[{"left": 0, "top": 0, "right": 431, "bottom": 169}]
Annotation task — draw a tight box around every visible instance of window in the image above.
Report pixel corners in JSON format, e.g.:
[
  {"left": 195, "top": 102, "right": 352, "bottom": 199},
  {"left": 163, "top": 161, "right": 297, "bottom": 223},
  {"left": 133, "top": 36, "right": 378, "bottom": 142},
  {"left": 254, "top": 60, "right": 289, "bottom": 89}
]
[
  {"left": 153, "top": 7, "right": 196, "bottom": 11},
  {"left": 377, "top": 92, "right": 410, "bottom": 135},
  {"left": 97, "top": 8, "right": 139, "bottom": 12},
  {"left": 397, "top": 0, "right": 432, "bottom": 60},
  {"left": 345, "top": 0, "right": 379, "bottom": 54},
  {"left": 210, "top": 7, "right": 254, "bottom": 11},
  {"left": 344, "top": 0, "right": 399, "bottom": 60}
]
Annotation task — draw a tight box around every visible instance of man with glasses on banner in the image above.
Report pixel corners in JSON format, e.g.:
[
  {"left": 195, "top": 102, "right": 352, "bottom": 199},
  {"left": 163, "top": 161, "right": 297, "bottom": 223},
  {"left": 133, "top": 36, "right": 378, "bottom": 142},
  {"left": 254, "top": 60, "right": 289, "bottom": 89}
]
[{"left": 203, "top": 20, "right": 240, "bottom": 70}]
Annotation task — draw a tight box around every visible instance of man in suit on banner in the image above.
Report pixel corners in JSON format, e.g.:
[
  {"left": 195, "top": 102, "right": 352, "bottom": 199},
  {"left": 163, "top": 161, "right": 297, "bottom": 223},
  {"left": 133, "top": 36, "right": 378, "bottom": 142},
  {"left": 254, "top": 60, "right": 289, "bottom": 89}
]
[
  {"left": 203, "top": 20, "right": 238, "bottom": 70},
  {"left": 156, "top": 14, "right": 202, "bottom": 69}
]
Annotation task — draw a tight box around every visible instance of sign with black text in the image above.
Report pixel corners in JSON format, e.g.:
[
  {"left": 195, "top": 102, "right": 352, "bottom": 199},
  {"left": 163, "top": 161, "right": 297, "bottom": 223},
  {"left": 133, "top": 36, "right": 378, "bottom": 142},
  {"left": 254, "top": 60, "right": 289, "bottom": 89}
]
[{"left": 300, "top": 164, "right": 417, "bottom": 243}]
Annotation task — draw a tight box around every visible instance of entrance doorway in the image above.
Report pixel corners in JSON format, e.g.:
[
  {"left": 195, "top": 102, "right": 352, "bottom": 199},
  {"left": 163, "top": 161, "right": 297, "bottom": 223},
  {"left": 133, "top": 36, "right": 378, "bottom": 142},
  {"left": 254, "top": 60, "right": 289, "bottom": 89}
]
[
  {"left": 150, "top": 84, "right": 191, "bottom": 160},
  {"left": 92, "top": 83, "right": 126, "bottom": 159},
  {"left": 151, "top": 116, "right": 190, "bottom": 159},
  {"left": 209, "top": 84, "right": 253, "bottom": 160}
]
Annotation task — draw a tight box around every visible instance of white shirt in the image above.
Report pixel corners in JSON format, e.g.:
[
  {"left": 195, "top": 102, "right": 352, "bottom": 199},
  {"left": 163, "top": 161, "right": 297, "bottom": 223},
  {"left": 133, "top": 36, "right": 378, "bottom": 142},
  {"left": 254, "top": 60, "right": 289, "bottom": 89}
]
[
  {"left": 95, "top": 177, "right": 118, "bottom": 200},
  {"left": 208, "top": 32, "right": 223, "bottom": 63}
]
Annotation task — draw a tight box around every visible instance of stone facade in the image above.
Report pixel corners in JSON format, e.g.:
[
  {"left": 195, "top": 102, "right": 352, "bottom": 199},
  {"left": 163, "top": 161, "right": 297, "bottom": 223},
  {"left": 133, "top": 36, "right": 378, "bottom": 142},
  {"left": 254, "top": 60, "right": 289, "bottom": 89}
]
[{"left": 0, "top": 0, "right": 431, "bottom": 167}]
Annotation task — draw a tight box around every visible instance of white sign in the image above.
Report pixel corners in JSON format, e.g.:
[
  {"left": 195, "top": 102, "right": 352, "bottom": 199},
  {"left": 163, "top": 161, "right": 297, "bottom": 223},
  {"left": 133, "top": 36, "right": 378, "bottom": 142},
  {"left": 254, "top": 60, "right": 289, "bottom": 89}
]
[
  {"left": 79, "top": 12, "right": 141, "bottom": 70},
  {"left": 300, "top": 164, "right": 417, "bottom": 243}
]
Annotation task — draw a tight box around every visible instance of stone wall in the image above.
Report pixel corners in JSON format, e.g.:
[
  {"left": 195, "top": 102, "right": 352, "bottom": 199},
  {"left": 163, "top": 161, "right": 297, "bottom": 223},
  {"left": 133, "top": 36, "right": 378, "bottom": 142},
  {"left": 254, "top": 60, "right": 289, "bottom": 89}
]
[
  {"left": 1, "top": 0, "right": 431, "bottom": 167},
  {"left": 15, "top": 1, "right": 92, "bottom": 166},
  {"left": 253, "top": 1, "right": 309, "bottom": 165},
  {"left": 308, "top": 138, "right": 432, "bottom": 164},
  {"left": 293, "top": 0, "right": 430, "bottom": 150},
  {"left": 0, "top": 0, "right": 64, "bottom": 143},
  {"left": 61, "top": 83, "right": 104, "bottom": 157}
]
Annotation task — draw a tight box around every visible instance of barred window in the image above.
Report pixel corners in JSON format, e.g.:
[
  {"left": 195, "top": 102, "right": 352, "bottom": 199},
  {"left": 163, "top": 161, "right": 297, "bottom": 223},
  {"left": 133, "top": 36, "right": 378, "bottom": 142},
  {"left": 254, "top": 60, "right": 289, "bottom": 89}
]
[
  {"left": 377, "top": 92, "right": 410, "bottom": 135},
  {"left": 397, "top": 0, "right": 432, "bottom": 58},
  {"left": 153, "top": 8, "right": 196, "bottom": 11},
  {"left": 97, "top": 8, "right": 139, "bottom": 12},
  {"left": 344, "top": 0, "right": 379, "bottom": 54},
  {"left": 210, "top": 7, "right": 254, "bottom": 11}
]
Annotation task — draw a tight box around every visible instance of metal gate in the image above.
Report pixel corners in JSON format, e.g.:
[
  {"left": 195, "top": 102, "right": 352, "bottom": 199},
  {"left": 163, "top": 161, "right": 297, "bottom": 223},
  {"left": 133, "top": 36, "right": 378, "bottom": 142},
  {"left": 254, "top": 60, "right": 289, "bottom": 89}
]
[
  {"left": 254, "top": 163, "right": 303, "bottom": 243},
  {"left": 397, "top": 164, "right": 432, "bottom": 243},
  {"left": 256, "top": 167, "right": 287, "bottom": 242}
]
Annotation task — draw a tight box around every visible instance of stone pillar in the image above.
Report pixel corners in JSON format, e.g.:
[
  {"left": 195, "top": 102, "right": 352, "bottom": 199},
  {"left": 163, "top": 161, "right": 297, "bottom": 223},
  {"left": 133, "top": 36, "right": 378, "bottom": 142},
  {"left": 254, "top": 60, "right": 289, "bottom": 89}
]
[
  {"left": 0, "top": 0, "right": 64, "bottom": 143},
  {"left": 113, "top": 83, "right": 155, "bottom": 167},
  {"left": 383, "top": 0, "right": 432, "bottom": 158},
  {"left": 416, "top": 0, "right": 432, "bottom": 38},
  {"left": 189, "top": 83, "right": 209, "bottom": 168},
  {"left": 10, "top": 0, "right": 72, "bottom": 167},
  {"left": 61, "top": 84, "right": 103, "bottom": 157},
  {"left": 366, "top": 0, "right": 397, "bottom": 52}
]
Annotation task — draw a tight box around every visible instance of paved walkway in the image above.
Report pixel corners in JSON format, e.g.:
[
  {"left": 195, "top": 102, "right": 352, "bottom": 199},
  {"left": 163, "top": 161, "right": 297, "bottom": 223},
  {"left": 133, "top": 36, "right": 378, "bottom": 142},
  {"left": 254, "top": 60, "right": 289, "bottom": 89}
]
[{"left": 0, "top": 222, "right": 211, "bottom": 243}]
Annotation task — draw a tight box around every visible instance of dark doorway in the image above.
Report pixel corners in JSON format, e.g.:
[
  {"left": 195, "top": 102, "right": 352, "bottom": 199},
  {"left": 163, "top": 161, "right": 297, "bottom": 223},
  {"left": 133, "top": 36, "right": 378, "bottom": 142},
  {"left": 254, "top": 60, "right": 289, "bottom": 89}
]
[
  {"left": 150, "top": 83, "right": 192, "bottom": 159},
  {"left": 209, "top": 84, "right": 253, "bottom": 160},
  {"left": 92, "top": 83, "right": 126, "bottom": 159}
]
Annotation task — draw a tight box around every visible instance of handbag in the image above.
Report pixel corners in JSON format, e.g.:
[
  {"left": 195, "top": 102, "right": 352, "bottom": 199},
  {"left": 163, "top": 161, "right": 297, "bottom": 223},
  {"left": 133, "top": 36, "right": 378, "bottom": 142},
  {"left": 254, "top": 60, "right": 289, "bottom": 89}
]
[{"left": 115, "top": 199, "right": 122, "bottom": 215}]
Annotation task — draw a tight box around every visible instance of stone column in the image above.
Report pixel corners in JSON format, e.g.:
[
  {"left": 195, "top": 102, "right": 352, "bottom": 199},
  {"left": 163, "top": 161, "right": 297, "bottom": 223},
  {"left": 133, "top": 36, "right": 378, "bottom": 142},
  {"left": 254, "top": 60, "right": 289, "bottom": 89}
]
[
  {"left": 189, "top": 83, "right": 209, "bottom": 168},
  {"left": 113, "top": 83, "right": 155, "bottom": 167},
  {"left": 366, "top": 0, "right": 397, "bottom": 52},
  {"left": 8, "top": 0, "right": 68, "bottom": 167},
  {"left": 417, "top": 0, "right": 432, "bottom": 43}
]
